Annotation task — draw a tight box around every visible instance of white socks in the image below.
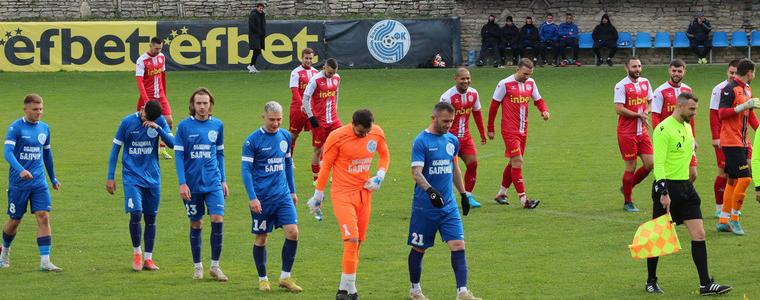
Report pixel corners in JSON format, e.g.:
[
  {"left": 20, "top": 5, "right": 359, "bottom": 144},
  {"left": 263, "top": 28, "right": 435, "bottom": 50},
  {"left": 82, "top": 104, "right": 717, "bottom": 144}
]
[
  {"left": 144, "top": 252, "right": 152, "bottom": 260},
  {"left": 133, "top": 247, "right": 141, "bottom": 254},
  {"left": 211, "top": 260, "right": 220, "bottom": 268},
  {"left": 340, "top": 273, "right": 357, "bottom": 293},
  {"left": 280, "top": 271, "right": 291, "bottom": 279}
]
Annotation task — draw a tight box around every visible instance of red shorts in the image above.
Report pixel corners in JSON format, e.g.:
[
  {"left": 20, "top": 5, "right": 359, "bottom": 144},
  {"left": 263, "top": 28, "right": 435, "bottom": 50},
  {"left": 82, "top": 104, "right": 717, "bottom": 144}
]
[
  {"left": 137, "top": 97, "right": 172, "bottom": 116},
  {"left": 714, "top": 147, "right": 726, "bottom": 168},
  {"left": 289, "top": 106, "right": 311, "bottom": 134},
  {"left": 458, "top": 135, "right": 477, "bottom": 156},
  {"left": 617, "top": 133, "right": 653, "bottom": 161},
  {"left": 331, "top": 189, "right": 372, "bottom": 241},
  {"left": 312, "top": 121, "right": 342, "bottom": 148},
  {"left": 502, "top": 134, "right": 526, "bottom": 158}
]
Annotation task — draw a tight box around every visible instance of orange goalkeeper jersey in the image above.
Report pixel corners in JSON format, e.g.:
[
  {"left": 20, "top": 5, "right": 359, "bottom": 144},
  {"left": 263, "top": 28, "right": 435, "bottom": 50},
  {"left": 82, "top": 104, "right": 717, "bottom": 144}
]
[{"left": 316, "top": 124, "right": 390, "bottom": 193}]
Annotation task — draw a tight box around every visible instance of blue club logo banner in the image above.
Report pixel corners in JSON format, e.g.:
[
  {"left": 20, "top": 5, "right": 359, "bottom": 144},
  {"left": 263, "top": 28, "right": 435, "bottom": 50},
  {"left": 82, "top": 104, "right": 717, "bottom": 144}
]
[{"left": 366, "top": 20, "right": 410, "bottom": 64}]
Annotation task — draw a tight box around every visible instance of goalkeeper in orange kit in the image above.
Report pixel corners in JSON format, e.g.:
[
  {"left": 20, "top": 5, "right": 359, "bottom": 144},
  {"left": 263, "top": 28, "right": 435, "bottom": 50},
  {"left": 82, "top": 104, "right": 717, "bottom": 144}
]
[{"left": 306, "top": 109, "right": 389, "bottom": 300}]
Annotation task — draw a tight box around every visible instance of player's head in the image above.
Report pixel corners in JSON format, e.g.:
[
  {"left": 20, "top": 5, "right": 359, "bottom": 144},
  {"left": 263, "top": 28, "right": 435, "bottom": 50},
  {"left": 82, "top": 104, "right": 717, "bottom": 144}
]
[
  {"left": 676, "top": 92, "right": 698, "bottom": 123},
  {"left": 142, "top": 100, "right": 163, "bottom": 122},
  {"left": 515, "top": 58, "right": 534, "bottom": 82},
  {"left": 624, "top": 57, "right": 642, "bottom": 80},
  {"left": 324, "top": 58, "right": 338, "bottom": 77},
  {"left": 149, "top": 37, "right": 163, "bottom": 56},
  {"left": 430, "top": 102, "right": 455, "bottom": 134},
  {"left": 736, "top": 58, "right": 755, "bottom": 83},
  {"left": 454, "top": 67, "right": 471, "bottom": 91},
  {"left": 565, "top": 13, "right": 573, "bottom": 23},
  {"left": 188, "top": 87, "right": 215, "bottom": 118},
  {"left": 351, "top": 109, "right": 374, "bottom": 138},
  {"left": 301, "top": 48, "right": 315, "bottom": 68},
  {"left": 256, "top": 2, "right": 265, "bottom": 12},
  {"left": 545, "top": 13, "right": 553, "bottom": 23},
  {"left": 525, "top": 16, "right": 533, "bottom": 25},
  {"left": 668, "top": 59, "right": 686, "bottom": 84},
  {"left": 727, "top": 59, "right": 740, "bottom": 79},
  {"left": 488, "top": 14, "right": 495, "bottom": 23},
  {"left": 505, "top": 16, "right": 513, "bottom": 25},
  {"left": 262, "top": 101, "right": 283, "bottom": 133},
  {"left": 23, "top": 94, "right": 44, "bottom": 122}
]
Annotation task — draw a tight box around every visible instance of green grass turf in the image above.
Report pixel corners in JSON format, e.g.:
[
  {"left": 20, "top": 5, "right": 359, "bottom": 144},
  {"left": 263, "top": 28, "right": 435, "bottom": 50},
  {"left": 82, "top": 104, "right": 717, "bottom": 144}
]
[{"left": 0, "top": 65, "right": 758, "bottom": 299}]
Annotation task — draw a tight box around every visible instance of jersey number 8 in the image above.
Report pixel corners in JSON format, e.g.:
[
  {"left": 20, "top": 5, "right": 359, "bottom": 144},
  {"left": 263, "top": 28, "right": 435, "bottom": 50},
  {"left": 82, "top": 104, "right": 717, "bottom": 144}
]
[{"left": 8, "top": 203, "right": 15, "bottom": 214}]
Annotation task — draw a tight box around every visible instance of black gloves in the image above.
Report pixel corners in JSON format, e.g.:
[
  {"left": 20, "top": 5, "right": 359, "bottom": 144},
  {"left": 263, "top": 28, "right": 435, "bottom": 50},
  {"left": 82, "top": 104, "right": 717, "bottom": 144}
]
[
  {"left": 308, "top": 116, "right": 320, "bottom": 128},
  {"left": 460, "top": 193, "right": 470, "bottom": 216},
  {"left": 426, "top": 187, "right": 444, "bottom": 208}
]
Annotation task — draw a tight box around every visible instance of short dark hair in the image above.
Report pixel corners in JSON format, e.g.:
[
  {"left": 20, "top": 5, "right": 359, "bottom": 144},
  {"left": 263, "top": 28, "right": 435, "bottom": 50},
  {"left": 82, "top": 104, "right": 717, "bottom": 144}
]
[
  {"left": 566, "top": 13, "right": 573, "bottom": 16},
  {"left": 150, "top": 37, "right": 163, "bottom": 45},
  {"left": 188, "top": 87, "right": 215, "bottom": 116},
  {"left": 669, "top": 59, "right": 686, "bottom": 69},
  {"left": 526, "top": 16, "right": 533, "bottom": 20},
  {"left": 143, "top": 100, "right": 163, "bottom": 121},
  {"left": 625, "top": 56, "right": 640, "bottom": 66},
  {"left": 23, "top": 94, "right": 43, "bottom": 105},
  {"left": 256, "top": 3, "right": 265, "bottom": 8},
  {"left": 352, "top": 109, "right": 373, "bottom": 128},
  {"left": 546, "top": 13, "right": 553, "bottom": 17},
  {"left": 736, "top": 59, "right": 755, "bottom": 76},
  {"left": 677, "top": 92, "right": 698, "bottom": 104},
  {"left": 517, "top": 57, "right": 534, "bottom": 69},
  {"left": 434, "top": 102, "right": 454, "bottom": 114},
  {"left": 728, "top": 59, "right": 740, "bottom": 68},
  {"left": 325, "top": 58, "right": 338, "bottom": 69}
]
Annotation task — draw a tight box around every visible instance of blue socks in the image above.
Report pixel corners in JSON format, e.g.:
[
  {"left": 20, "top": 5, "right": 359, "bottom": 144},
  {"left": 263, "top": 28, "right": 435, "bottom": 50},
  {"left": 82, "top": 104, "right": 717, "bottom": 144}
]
[
  {"left": 37, "top": 236, "right": 51, "bottom": 256},
  {"left": 281, "top": 239, "right": 298, "bottom": 273},
  {"left": 190, "top": 227, "right": 202, "bottom": 263},
  {"left": 253, "top": 244, "right": 267, "bottom": 277},
  {"left": 2, "top": 231, "right": 15, "bottom": 248},
  {"left": 143, "top": 214, "right": 156, "bottom": 253},
  {"left": 451, "top": 250, "right": 468, "bottom": 289},
  {"left": 408, "top": 248, "right": 425, "bottom": 284},
  {"left": 129, "top": 212, "right": 142, "bottom": 248},
  {"left": 210, "top": 222, "right": 223, "bottom": 261}
]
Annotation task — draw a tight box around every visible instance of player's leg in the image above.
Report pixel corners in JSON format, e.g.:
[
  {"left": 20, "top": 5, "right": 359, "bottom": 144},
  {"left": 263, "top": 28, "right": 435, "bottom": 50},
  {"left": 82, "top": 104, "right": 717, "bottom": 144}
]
[
  {"left": 440, "top": 209, "right": 479, "bottom": 300},
  {"left": 333, "top": 193, "right": 361, "bottom": 298},
  {"left": 124, "top": 185, "right": 144, "bottom": 271},
  {"left": 30, "top": 188, "right": 60, "bottom": 272},
  {"left": 185, "top": 193, "right": 205, "bottom": 279},
  {"left": 459, "top": 136, "right": 480, "bottom": 207},
  {"left": 645, "top": 180, "right": 668, "bottom": 293},
  {"left": 277, "top": 200, "right": 302, "bottom": 292},
  {"left": 1, "top": 188, "right": 28, "bottom": 268},
  {"left": 207, "top": 190, "right": 227, "bottom": 281},
  {"left": 509, "top": 136, "right": 537, "bottom": 208},
  {"left": 311, "top": 125, "right": 325, "bottom": 182},
  {"left": 141, "top": 186, "right": 160, "bottom": 270},
  {"left": 619, "top": 134, "right": 640, "bottom": 211},
  {"left": 407, "top": 204, "right": 436, "bottom": 300},
  {"left": 495, "top": 163, "right": 512, "bottom": 204},
  {"left": 713, "top": 146, "right": 727, "bottom": 216},
  {"left": 251, "top": 203, "right": 273, "bottom": 290},
  {"left": 632, "top": 135, "right": 654, "bottom": 187}
]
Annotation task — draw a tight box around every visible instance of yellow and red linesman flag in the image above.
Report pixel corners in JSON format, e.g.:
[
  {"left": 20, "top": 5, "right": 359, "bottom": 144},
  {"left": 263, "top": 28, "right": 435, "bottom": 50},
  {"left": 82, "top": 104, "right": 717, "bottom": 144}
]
[{"left": 629, "top": 213, "right": 682, "bottom": 259}]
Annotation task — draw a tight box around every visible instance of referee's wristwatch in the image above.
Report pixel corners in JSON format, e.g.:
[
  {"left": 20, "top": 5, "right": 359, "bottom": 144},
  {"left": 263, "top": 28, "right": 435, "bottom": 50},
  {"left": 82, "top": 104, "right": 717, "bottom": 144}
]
[{"left": 655, "top": 180, "right": 668, "bottom": 196}]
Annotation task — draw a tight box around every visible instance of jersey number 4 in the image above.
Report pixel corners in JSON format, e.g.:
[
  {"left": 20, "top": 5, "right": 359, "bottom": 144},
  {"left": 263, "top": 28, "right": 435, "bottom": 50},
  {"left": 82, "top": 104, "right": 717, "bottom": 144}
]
[{"left": 410, "top": 232, "right": 424, "bottom": 246}]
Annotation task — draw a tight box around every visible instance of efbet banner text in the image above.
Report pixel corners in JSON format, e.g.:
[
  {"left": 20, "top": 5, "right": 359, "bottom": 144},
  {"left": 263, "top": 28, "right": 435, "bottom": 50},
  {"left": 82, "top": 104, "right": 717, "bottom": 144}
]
[{"left": 0, "top": 19, "right": 459, "bottom": 72}]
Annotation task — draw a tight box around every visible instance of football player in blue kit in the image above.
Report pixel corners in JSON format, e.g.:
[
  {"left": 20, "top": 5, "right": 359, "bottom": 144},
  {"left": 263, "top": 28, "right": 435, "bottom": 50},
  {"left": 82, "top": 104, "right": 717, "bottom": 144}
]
[
  {"left": 174, "top": 87, "right": 229, "bottom": 281},
  {"left": 0, "top": 94, "right": 62, "bottom": 272},
  {"left": 242, "top": 101, "right": 302, "bottom": 293},
  {"left": 407, "top": 102, "right": 480, "bottom": 300},
  {"left": 106, "top": 100, "right": 174, "bottom": 271}
]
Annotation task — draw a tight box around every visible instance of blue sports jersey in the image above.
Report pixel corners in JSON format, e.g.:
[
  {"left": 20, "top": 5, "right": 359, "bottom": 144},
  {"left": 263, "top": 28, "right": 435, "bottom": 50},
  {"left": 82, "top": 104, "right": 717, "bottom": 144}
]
[
  {"left": 107, "top": 113, "right": 174, "bottom": 187},
  {"left": 411, "top": 130, "right": 460, "bottom": 210},
  {"left": 4, "top": 118, "right": 57, "bottom": 189},
  {"left": 241, "top": 128, "right": 296, "bottom": 202},
  {"left": 174, "top": 116, "right": 226, "bottom": 193}
]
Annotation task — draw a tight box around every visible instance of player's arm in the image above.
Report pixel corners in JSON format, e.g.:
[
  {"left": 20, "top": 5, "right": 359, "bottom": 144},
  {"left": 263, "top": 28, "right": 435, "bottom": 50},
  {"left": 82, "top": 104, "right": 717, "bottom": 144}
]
[
  {"left": 106, "top": 121, "right": 126, "bottom": 194},
  {"left": 365, "top": 134, "right": 390, "bottom": 191},
  {"left": 613, "top": 83, "right": 646, "bottom": 119},
  {"left": 135, "top": 59, "right": 149, "bottom": 101},
  {"left": 411, "top": 166, "right": 432, "bottom": 190},
  {"left": 652, "top": 124, "right": 670, "bottom": 207},
  {"left": 315, "top": 135, "right": 339, "bottom": 191},
  {"left": 157, "top": 118, "right": 175, "bottom": 148},
  {"left": 4, "top": 126, "right": 25, "bottom": 174},
  {"left": 41, "top": 129, "right": 59, "bottom": 189},
  {"left": 289, "top": 70, "right": 302, "bottom": 104},
  {"left": 718, "top": 88, "right": 754, "bottom": 119},
  {"left": 487, "top": 82, "right": 507, "bottom": 138},
  {"left": 241, "top": 137, "right": 260, "bottom": 212},
  {"left": 452, "top": 158, "right": 465, "bottom": 194},
  {"left": 302, "top": 79, "right": 319, "bottom": 127},
  {"left": 173, "top": 124, "right": 189, "bottom": 189},
  {"left": 530, "top": 82, "right": 550, "bottom": 120},
  {"left": 161, "top": 64, "right": 167, "bottom": 96},
  {"left": 410, "top": 139, "right": 432, "bottom": 191},
  {"left": 216, "top": 123, "right": 228, "bottom": 198},
  {"left": 472, "top": 95, "right": 486, "bottom": 143},
  {"left": 650, "top": 89, "right": 664, "bottom": 127},
  {"left": 285, "top": 133, "right": 296, "bottom": 195}
]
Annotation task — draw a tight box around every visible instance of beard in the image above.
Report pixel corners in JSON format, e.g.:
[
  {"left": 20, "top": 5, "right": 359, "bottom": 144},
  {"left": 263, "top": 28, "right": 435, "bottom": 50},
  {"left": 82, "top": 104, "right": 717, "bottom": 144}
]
[{"left": 628, "top": 70, "right": 640, "bottom": 80}]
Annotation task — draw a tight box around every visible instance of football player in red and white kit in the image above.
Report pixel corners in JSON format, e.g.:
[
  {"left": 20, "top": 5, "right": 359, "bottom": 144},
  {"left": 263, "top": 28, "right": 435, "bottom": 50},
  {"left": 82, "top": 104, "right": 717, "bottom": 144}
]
[
  {"left": 487, "top": 58, "right": 549, "bottom": 209},
  {"left": 709, "top": 59, "right": 759, "bottom": 217},
  {"left": 136, "top": 37, "right": 173, "bottom": 159},
  {"left": 614, "top": 57, "right": 653, "bottom": 213},
  {"left": 289, "top": 48, "right": 319, "bottom": 159},
  {"left": 439, "top": 67, "right": 487, "bottom": 208},
  {"left": 652, "top": 59, "right": 696, "bottom": 182},
  {"left": 302, "top": 58, "right": 342, "bottom": 182}
]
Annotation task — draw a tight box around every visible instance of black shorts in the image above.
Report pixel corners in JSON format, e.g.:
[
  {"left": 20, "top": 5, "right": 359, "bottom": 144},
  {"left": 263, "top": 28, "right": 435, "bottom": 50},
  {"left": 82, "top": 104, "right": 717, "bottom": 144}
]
[
  {"left": 651, "top": 180, "right": 702, "bottom": 225},
  {"left": 722, "top": 146, "right": 750, "bottom": 178}
]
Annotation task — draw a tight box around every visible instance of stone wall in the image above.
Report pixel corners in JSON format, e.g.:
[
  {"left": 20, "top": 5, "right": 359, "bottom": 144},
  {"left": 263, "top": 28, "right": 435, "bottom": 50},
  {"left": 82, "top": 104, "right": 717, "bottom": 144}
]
[{"left": 1, "top": 0, "right": 758, "bottom": 64}]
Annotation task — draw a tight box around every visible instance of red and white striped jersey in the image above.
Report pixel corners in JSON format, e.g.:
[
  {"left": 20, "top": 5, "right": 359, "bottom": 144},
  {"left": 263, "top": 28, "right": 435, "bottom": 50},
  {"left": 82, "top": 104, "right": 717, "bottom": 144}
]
[
  {"left": 440, "top": 86, "right": 481, "bottom": 139},
  {"left": 491, "top": 74, "right": 542, "bottom": 135},
  {"left": 710, "top": 80, "right": 730, "bottom": 111},
  {"left": 652, "top": 82, "right": 692, "bottom": 120},
  {"left": 709, "top": 79, "right": 731, "bottom": 139},
  {"left": 614, "top": 76, "right": 653, "bottom": 136},
  {"left": 289, "top": 65, "right": 319, "bottom": 107},
  {"left": 303, "top": 71, "right": 341, "bottom": 125},
  {"left": 135, "top": 52, "right": 166, "bottom": 100}
]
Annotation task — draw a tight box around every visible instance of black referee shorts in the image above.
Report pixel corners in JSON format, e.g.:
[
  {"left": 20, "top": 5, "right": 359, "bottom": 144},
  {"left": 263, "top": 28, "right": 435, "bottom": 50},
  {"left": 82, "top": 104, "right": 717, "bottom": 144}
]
[
  {"left": 722, "top": 146, "right": 750, "bottom": 178},
  {"left": 651, "top": 180, "right": 702, "bottom": 225}
]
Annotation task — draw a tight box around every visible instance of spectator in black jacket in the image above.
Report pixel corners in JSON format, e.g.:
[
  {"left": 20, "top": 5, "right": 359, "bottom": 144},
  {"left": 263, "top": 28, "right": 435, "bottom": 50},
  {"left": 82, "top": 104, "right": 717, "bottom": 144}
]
[
  {"left": 687, "top": 12, "right": 712, "bottom": 64},
  {"left": 518, "top": 16, "right": 540, "bottom": 63},
  {"left": 247, "top": 3, "right": 266, "bottom": 73},
  {"left": 592, "top": 13, "right": 618, "bottom": 66},
  {"left": 499, "top": 16, "right": 520, "bottom": 66},
  {"left": 478, "top": 15, "right": 501, "bottom": 67}
]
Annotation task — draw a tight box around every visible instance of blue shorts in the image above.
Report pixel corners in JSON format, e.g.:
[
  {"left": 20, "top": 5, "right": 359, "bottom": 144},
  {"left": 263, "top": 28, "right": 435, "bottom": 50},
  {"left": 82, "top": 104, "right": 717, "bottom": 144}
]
[
  {"left": 7, "top": 187, "right": 51, "bottom": 220},
  {"left": 124, "top": 185, "right": 160, "bottom": 215},
  {"left": 407, "top": 205, "right": 464, "bottom": 249},
  {"left": 251, "top": 196, "right": 298, "bottom": 234},
  {"left": 183, "top": 190, "right": 225, "bottom": 221}
]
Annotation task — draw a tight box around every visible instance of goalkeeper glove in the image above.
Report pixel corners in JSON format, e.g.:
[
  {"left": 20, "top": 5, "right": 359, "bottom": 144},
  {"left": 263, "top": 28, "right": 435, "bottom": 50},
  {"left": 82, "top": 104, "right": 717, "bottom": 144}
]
[
  {"left": 306, "top": 190, "right": 324, "bottom": 221},
  {"left": 735, "top": 98, "right": 758, "bottom": 113},
  {"left": 308, "top": 116, "right": 320, "bottom": 128},
  {"left": 426, "top": 187, "right": 444, "bottom": 208},
  {"left": 460, "top": 193, "right": 470, "bottom": 216},
  {"left": 363, "top": 170, "right": 386, "bottom": 192}
]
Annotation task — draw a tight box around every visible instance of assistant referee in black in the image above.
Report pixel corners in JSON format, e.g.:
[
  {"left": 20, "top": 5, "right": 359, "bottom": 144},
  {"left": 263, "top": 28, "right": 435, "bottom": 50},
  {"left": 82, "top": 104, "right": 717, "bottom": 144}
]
[{"left": 645, "top": 92, "right": 731, "bottom": 296}]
